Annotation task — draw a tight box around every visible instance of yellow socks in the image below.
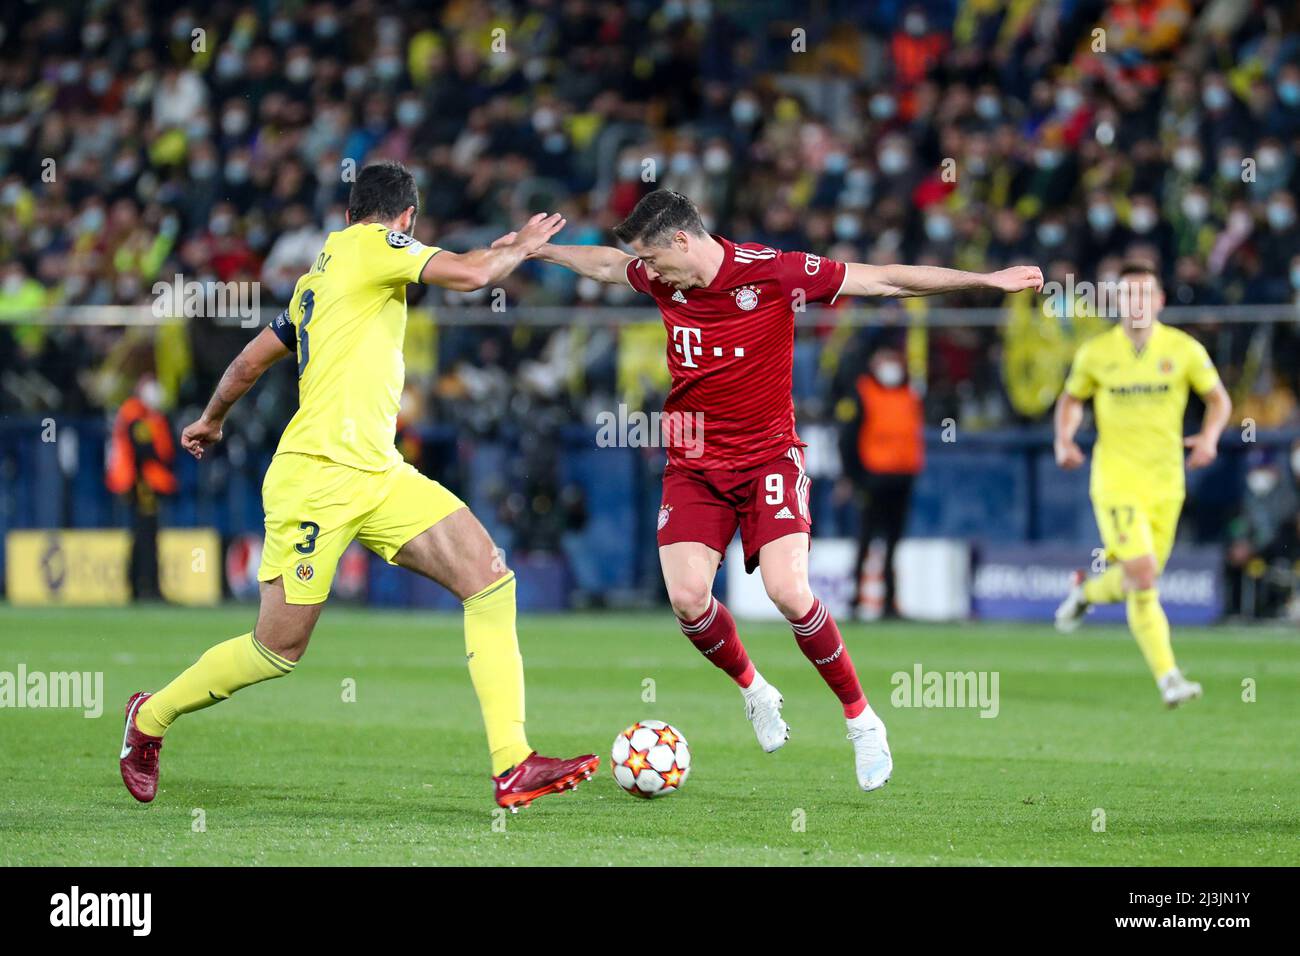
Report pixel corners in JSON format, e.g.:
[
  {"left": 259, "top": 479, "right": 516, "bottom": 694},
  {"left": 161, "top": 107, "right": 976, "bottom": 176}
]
[
  {"left": 1126, "top": 588, "right": 1176, "bottom": 681},
  {"left": 136, "top": 632, "right": 296, "bottom": 737},
  {"left": 463, "top": 572, "right": 532, "bottom": 775},
  {"left": 1083, "top": 565, "right": 1126, "bottom": 605}
]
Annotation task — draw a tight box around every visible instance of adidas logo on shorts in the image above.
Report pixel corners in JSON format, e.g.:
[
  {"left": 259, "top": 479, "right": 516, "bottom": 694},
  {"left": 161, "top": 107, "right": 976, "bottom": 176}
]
[{"left": 774, "top": 506, "right": 795, "bottom": 519}]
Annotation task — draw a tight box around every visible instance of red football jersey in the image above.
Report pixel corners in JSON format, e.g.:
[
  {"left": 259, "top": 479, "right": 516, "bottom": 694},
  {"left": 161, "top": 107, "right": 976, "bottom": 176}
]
[{"left": 626, "top": 236, "right": 848, "bottom": 471}]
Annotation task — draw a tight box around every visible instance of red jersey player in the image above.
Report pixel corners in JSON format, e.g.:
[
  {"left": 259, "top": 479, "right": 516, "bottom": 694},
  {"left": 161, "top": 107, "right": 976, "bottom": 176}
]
[{"left": 527, "top": 190, "right": 1042, "bottom": 792}]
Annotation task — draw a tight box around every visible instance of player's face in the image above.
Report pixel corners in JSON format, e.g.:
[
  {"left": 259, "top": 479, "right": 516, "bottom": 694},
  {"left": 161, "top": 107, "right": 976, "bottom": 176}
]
[
  {"left": 1120, "top": 274, "right": 1164, "bottom": 328},
  {"left": 630, "top": 233, "right": 699, "bottom": 290}
]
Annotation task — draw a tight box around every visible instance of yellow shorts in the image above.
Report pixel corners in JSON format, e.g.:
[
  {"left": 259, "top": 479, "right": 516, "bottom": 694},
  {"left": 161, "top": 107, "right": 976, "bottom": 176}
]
[
  {"left": 1091, "top": 494, "right": 1183, "bottom": 570},
  {"left": 257, "top": 453, "right": 466, "bottom": 604}
]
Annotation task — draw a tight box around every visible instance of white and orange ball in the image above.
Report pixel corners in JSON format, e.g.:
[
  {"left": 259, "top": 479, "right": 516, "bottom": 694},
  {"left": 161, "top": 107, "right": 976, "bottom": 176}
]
[{"left": 610, "top": 720, "right": 691, "bottom": 798}]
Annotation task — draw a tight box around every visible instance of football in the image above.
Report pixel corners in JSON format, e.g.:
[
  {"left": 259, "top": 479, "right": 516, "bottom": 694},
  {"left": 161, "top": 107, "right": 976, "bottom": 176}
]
[{"left": 611, "top": 720, "right": 691, "bottom": 799}]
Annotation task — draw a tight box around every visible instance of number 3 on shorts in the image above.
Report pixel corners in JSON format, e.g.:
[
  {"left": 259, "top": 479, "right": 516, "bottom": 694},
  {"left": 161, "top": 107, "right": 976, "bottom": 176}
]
[
  {"left": 764, "top": 473, "right": 784, "bottom": 505},
  {"left": 295, "top": 520, "right": 320, "bottom": 555}
]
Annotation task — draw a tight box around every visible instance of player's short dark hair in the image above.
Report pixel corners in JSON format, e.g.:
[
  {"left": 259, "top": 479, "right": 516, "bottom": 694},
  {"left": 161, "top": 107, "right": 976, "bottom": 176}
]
[
  {"left": 348, "top": 161, "right": 419, "bottom": 224},
  {"left": 1118, "top": 258, "right": 1162, "bottom": 288},
  {"left": 613, "top": 190, "right": 707, "bottom": 247}
]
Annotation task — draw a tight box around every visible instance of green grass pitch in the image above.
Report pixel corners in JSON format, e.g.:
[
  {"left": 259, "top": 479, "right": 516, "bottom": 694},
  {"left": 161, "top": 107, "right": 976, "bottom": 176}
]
[{"left": 1, "top": 604, "right": 1296, "bottom": 866}]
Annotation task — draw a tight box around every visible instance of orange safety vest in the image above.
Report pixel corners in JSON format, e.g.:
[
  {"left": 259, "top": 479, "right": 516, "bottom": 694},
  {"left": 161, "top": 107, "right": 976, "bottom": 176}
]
[
  {"left": 855, "top": 374, "right": 924, "bottom": 476},
  {"left": 106, "top": 397, "right": 178, "bottom": 496}
]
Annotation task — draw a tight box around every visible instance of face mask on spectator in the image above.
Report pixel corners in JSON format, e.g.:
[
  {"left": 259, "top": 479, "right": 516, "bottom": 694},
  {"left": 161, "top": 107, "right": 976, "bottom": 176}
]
[
  {"left": 1292, "top": 447, "right": 1300, "bottom": 475},
  {"left": 703, "top": 147, "right": 730, "bottom": 174},
  {"left": 190, "top": 158, "right": 217, "bottom": 179},
  {"left": 1291, "top": 265, "right": 1300, "bottom": 290},
  {"left": 875, "top": 361, "right": 905, "bottom": 387},
  {"left": 904, "top": 13, "right": 927, "bottom": 36},
  {"left": 216, "top": 49, "right": 244, "bottom": 80},
  {"left": 59, "top": 61, "right": 83, "bottom": 84},
  {"left": 870, "top": 94, "right": 896, "bottom": 120},
  {"left": 1037, "top": 222, "right": 1065, "bottom": 246},
  {"left": 1246, "top": 468, "right": 1278, "bottom": 496},
  {"left": 397, "top": 101, "right": 424, "bottom": 127},
  {"left": 83, "top": 22, "right": 107, "bottom": 48},
  {"left": 224, "top": 160, "right": 250, "bottom": 184},
  {"left": 1173, "top": 147, "right": 1201, "bottom": 174},
  {"left": 975, "top": 94, "right": 1000, "bottom": 120},
  {"left": 375, "top": 56, "right": 403, "bottom": 80},
  {"left": 210, "top": 213, "right": 234, "bottom": 236},
  {"left": 315, "top": 16, "right": 340, "bottom": 38},
  {"left": 1034, "top": 148, "right": 1063, "bottom": 170},
  {"left": 533, "top": 107, "right": 558, "bottom": 132},
  {"left": 1202, "top": 85, "right": 1230, "bottom": 111},
  {"left": 1228, "top": 209, "right": 1253, "bottom": 233},
  {"left": 878, "top": 148, "right": 908, "bottom": 175},
  {"left": 1217, "top": 156, "right": 1242, "bottom": 181},
  {"left": 1257, "top": 148, "right": 1283, "bottom": 174},
  {"left": 79, "top": 207, "right": 105, "bottom": 233},
  {"left": 172, "top": 18, "right": 194, "bottom": 42},
  {"left": 1055, "top": 86, "right": 1083, "bottom": 113},
  {"left": 1280, "top": 81, "right": 1300, "bottom": 107},
  {"left": 1181, "top": 194, "right": 1209, "bottom": 222},
  {"left": 1087, "top": 205, "right": 1115, "bottom": 231},
  {"left": 270, "top": 18, "right": 294, "bottom": 43},
  {"left": 1129, "top": 207, "right": 1157, "bottom": 233},
  {"left": 925, "top": 214, "right": 953, "bottom": 243},
  {"left": 731, "top": 97, "right": 760, "bottom": 125},
  {"left": 287, "top": 57, "right": 313, "bottom": 83},
  {"left": 824, "top": 151, "right": 848, "bottom": 175},
  {"left": 834, "top": 213, "right": 862, "bottom": 241},
  {"left": 670, "top": 152, "right": 697, "bottom": 175},
  {"left": 222, "top": 110, "right": 250, "bottom": 136},
  {"left": 1267, "top": 203, "right": 1295, "bottom": 231},
  {"left": 89, "top": 70, "right": 112, "bottom": 96}
]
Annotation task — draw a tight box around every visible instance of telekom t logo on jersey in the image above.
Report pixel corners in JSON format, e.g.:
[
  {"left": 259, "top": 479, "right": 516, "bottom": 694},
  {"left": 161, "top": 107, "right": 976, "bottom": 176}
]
[{"left": 672, "top": 326, "right": 746, "bottom": 369}]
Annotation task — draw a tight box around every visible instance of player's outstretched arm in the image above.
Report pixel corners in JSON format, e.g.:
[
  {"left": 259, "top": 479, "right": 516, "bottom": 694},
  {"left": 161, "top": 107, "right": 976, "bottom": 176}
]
[
  {"left": 839, "top": 262, "right": 1044, "bottom": 298},
  {"left": 1185, "top": 382, "right": 1232, "bottom": 469},
  {"left": 419, "top": 212, "right": 567, "bottom": 291},
  {"left": 529, "top": 243, "right": 635, "bottom": 285},
  {"left": 1053, "top": 392, "right": 1087, "bottom": 470},
  {"left": 181, "top": 326, "right": 290, "bottom": 460}
]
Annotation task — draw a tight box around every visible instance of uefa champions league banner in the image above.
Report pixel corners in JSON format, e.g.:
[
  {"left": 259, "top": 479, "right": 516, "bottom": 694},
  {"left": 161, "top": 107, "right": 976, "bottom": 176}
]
[{"left": 971, "top": 544, "right": 1223, "bottom": 626}]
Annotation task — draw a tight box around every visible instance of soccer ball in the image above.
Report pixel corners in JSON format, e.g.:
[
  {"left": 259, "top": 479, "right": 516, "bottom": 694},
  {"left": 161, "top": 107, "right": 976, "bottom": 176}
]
[{"left": 611, "top": 720, "right": 691, "bottom": 799}]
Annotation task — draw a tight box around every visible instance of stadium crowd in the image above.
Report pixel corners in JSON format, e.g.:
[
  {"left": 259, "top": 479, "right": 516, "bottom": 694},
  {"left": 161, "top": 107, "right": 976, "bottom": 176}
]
[{"left": 2, "top": 0, "right": 1300, "bottom": 610}]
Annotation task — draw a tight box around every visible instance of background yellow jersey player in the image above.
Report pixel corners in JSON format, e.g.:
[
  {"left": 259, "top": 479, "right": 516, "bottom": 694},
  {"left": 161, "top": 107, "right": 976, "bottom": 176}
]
[
  {"left": 1052, "top": 261, "right": 1232, "bottom": 707},
  {"left": 120, "top": 161, "right": 600, "bottom": 810}
]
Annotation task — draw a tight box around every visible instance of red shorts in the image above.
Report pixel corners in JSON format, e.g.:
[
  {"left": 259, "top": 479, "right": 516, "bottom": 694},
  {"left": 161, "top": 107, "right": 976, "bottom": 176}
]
[{"left": 657, "top": 447, "right": 812, "bottom": 573}]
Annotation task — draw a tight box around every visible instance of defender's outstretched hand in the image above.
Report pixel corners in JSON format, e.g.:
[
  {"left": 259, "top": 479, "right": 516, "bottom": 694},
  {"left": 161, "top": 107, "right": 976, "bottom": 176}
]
[
  {"left": 504, "top": 212, "right": 566, "bottom": 254},
  {"left": 181, "top": 417, "right": 223, "bottom": 460},
  {"left": 988, "top": 265, "right": 1045, "bottom": 293}
]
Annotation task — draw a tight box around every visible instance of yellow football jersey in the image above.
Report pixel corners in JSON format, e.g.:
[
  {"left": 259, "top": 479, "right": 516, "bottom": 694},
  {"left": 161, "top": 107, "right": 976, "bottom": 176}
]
[
  {"left": 271, "top": 223, "right": 440, "bottom": 471},
  {"left": 1064, "top": 322, "right": 1220, "bottom": 500}
]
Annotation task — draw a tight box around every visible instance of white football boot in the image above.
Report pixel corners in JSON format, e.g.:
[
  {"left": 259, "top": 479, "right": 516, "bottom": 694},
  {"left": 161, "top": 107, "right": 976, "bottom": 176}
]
[
  {"left": 1054, "top": 569, "right": 1091, "bottom": 633},
  {"left": 846, "top": 707, "right": 892, "bottom": 792},
  {"left": 741, "top": 677, "right": 789, "bottom": 753},
  {"left": 1159, "top": 668, "right": 1203, "bottom": 709}
]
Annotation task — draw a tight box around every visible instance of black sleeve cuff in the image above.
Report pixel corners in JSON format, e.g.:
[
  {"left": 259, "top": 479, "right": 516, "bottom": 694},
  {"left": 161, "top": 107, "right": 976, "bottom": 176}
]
[{"left": 270, "top": 309, "right": 297, "bottom": 351}]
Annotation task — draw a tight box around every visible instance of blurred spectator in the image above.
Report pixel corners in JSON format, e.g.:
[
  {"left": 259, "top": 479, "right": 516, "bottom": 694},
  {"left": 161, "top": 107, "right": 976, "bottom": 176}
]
[{"left": 106, "top": 375, "right": 177, "bottom": 601}]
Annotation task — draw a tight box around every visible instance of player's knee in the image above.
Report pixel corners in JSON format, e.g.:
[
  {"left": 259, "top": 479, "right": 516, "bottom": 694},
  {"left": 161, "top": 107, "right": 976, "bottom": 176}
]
[
  {"left": 667, "top": 578, "right": 712, "bottom": 621},
  {"left": 1124, "top": 558, "right": 1158, "bottom": 592},
  {"left": 765, "top": 579, "right": 813, "bottom": 620}
]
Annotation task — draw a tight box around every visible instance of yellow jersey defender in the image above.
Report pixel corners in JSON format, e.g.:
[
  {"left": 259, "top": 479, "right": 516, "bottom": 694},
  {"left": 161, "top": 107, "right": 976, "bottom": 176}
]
[{"left": 121, "top": 161, "right": 601, "bottom": 811}]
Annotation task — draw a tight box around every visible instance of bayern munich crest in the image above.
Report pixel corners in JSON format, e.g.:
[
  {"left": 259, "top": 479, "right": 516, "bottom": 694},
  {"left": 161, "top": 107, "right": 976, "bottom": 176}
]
[{"left": 734, "top": 286, "right": 759, "bottom": 311}]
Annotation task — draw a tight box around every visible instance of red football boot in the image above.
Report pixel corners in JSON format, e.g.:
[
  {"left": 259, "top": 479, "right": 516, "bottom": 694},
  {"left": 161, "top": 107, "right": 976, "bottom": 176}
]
[
  {"left": 493, "top": 751, "right": 599, "bottom": 812},
  {"left": 120, "top": 692, "right": 164, "bottom": 803}
]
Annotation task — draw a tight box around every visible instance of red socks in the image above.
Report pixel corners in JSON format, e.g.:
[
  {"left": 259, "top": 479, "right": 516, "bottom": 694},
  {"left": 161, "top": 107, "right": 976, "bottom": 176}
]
[
  {"left": 789, "top": 597, "right": 866, "bottom": 717},
  {"left": 679, "top": 596, "right": 755, "bottom": 688}
]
